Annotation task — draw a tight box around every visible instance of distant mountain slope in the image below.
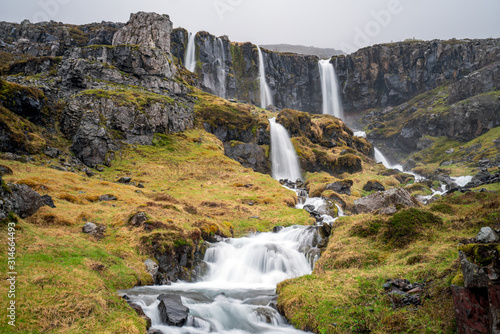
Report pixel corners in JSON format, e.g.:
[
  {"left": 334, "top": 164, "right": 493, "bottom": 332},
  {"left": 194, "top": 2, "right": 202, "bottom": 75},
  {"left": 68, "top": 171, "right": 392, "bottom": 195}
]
[{"left": 260, "top": 43, "right": 345, "bottom": 58}]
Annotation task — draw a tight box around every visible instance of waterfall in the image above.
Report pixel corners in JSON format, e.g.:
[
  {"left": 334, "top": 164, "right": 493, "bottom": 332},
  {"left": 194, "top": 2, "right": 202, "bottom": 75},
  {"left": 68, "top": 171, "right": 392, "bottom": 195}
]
[
  {"left": 269, "top": 118, "right": 302, "bottom": 181},
  {"left": 215, "top": 37, "right": 227, "bottom": 99},
  {"left": 257, "top": 46, "right": 273, "bottom": 109},
  {"left": 185, "top": 32, "right": 197, "bottom": 72},
  {"left": 318, "top": 59, "right": 344, "bottom": 119},
  {"left": 120, "top": 226, "right": 315, "bottom": 334}
]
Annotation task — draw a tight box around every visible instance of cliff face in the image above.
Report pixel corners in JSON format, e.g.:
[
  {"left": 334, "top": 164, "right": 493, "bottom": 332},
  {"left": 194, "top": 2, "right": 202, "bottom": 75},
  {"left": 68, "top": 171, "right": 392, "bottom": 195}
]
[
  {"left": 1, "top": 12, "right": 194, "bottom": 167},
  {"left": 171, "top": 29, "right": 323, "bottom": 113},
  {"left": 334, "top": 39, "right": 500, "bottom": 112}
]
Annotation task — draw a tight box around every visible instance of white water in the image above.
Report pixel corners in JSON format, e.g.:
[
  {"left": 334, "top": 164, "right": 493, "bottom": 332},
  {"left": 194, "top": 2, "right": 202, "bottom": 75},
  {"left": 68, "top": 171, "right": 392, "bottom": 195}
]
[
  {"left": 318, "top": 59, "right": 344, "bottom": 119},
  {"left": 258, "top": 46, "right": 273, "bottom": 109},
  {"left": 185, "top": 32, "right": 197, "bottom": 72},
  {"left": 215, "top": 37, "right": 227, "bottom": 99},
  {"left": 121, "top": 226, "right": 316, "bottom": 334},
  {"left": 451, "top": 175, "right": 473, "bottom": 188},
  {"left": 269, "top": 118, "right": 302, "bottom": 181}
]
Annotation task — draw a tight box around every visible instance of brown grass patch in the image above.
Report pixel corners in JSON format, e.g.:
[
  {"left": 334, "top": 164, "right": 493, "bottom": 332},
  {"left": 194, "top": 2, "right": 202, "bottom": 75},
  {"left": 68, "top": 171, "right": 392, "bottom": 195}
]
[
  {"left": 57, "top": 192, "right": 84, "bottom": 204},
  {"left": 27, "top": 207, "right": 73, "bottom": 226}
]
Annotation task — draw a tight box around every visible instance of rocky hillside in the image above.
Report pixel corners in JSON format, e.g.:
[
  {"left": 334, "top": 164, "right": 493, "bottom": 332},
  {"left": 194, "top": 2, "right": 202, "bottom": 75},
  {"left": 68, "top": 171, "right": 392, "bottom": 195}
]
[{"left": 0, "top": 10, "right": 499, "bottom": 334}]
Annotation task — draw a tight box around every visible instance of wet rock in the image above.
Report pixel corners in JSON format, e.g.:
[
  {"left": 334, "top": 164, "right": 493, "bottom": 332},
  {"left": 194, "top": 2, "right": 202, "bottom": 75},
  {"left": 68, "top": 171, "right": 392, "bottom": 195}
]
[
  {"left": 353, "top": 188, "right": 420, "bottom": 215},
  {"left": 157, "top": 294, "right": 189, "bottom": 327},
  {"left": 303, "top": 205, "right": 315, "bottom": 213},
  {"left": 272, "top": 226, "right": 284, "bottom": 233},
  {"left": 476, "top": 227, "right": 500, "bottom": 244},
  {"left": 147, "top": 329, "right": 164, "bottom": 334},
  {"left": 145, "top": 259, "right": 159, "bottom": 278},
  {"left": 254, "top": 307, "right": 276, "bottom": 324},
  {"left": 362, "top": 180, "right": 385, "bottom": 192}
]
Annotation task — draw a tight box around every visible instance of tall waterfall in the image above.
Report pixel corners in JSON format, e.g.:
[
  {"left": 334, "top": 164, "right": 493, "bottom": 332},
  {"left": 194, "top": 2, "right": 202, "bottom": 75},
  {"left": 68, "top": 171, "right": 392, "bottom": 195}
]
[
  {"left": 120, "top": 226, "right": 315, "bottom": 334},
  {"left": 215, "top": 37, "right": 227, "bottom": 99},
  {"left": 257, "top": 46, "right": 273, "bottom": 109},
  {"left": 185, "top": 32, "right": 197, "bottom": 72},
  {"left": 318, "top": 59, "right": 344, "bottom": 119},
  {"left": 269, "top": 118, "right": 302, "bottom": 181}
]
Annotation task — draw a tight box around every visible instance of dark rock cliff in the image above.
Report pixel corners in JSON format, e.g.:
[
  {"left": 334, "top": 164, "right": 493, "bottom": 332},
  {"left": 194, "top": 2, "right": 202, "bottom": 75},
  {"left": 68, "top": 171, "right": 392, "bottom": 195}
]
[
  {"left": 171, "top": 29, "right": 323, "bottom": 113},
  {"left": 334, "top": 39, "right": 500, "bottom": 112}
]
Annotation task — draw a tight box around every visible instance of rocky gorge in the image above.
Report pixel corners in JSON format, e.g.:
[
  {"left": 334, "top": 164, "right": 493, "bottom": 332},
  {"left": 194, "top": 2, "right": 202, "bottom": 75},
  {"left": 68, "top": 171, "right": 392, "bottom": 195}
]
[{"left": 0, "top": 10, "right": 499, "bottom": 334}]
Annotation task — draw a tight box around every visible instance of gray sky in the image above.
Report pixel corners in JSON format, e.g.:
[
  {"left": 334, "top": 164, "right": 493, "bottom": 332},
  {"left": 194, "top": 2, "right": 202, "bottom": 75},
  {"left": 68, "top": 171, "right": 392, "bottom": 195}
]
[{"left": 1, "top": 0, "right": 499, "bottom": 53}]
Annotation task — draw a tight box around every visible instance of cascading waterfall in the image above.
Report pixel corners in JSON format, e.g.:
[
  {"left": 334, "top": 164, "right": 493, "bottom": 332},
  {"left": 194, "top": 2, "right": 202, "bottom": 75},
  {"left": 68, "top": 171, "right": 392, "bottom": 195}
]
[
  {"left": 269, "top": 118, "right": 302, "bottom": 181},
  {"left": 318, "top": 59, "right": 344, "bottom": 119},
  {"left": 184, "top": 32, "right": 197, "bottom": 72},
  {"left": 258, "top": 46, "right": 273, "bottom": 109},
  {"left": 215, "top": 37, "right": 227, "bottom": 99},
  {"left": 120, "top": 226, "right": 316, "bottom": 334}
]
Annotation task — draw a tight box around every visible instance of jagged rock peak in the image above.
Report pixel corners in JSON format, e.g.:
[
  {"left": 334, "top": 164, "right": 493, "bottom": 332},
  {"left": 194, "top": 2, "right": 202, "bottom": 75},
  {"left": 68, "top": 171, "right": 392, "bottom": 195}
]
[{"left": 112, "top": 12, "right": 173, "bottom": 51}]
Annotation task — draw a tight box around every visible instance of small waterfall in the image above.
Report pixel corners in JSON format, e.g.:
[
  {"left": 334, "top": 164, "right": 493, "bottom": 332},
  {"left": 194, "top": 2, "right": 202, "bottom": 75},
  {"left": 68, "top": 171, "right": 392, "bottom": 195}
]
[
  {"left": 318, "top": 59, "right": 344, "bottom": 119},
  {"left": 215, "top": 37, "right": 227, "bottom": 99},
  {"left": 269, "top": 118, "right": 302, "bottom": 181},
  {"left": 120, "top": 226, "right": 315, "bottom": 334},
  {"left": 257, "top": 46, "right": 273, "bottom": 109},
  {"left": 184, "top": 32, "right": 197, "bottom": 72}
]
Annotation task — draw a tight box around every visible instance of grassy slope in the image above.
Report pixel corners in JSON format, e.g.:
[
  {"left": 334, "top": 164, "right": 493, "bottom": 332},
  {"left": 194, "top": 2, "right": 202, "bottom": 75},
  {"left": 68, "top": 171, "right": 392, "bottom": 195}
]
[
  {"left": 277, "top": 186, "right": 500, "bottom": 334},
  {"left": 0, "top": 125, "right": 311, "bottom": 333}
]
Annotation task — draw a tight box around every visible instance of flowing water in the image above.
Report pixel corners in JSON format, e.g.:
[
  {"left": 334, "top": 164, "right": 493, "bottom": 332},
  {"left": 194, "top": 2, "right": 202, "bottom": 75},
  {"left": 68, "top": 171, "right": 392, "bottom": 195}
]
[
  {"left": 318, "top": 59, "right": 344, "bottom": 119},
  {"left": 120, "top": 226, "right": 316, "bottom": 334},
  {"left": 185, "top": 32, "right": 197, "bottom": 72},
  {"left": 269, "top": 118, "right": 302, "bottom": 181},
  {"left": 215, "top": 37, "right": 227, "bottom": 99},
  {"left": 258, "top": 46, "right": 273, "bottom": 109}
]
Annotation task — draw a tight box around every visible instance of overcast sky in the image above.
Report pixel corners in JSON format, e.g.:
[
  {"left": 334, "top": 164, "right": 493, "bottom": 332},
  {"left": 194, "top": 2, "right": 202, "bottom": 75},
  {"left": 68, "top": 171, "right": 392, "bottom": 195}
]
[{"left": 1, "top": 0, "right": 499, "bottom": 53}]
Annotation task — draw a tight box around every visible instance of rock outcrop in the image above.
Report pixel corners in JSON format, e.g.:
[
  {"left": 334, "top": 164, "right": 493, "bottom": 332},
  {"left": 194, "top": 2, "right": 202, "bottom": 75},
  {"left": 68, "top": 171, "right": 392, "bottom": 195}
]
[
  {"left": 452, "top": 228, "right": 500, "bottom": 334},
  {"left": 334, "top": 39, "right": 500, "bottom": 112},
  {"left": 0, "top": 176, "right": 47, "bottom": 220},
  {"left": 171, "top": 29, "right": 323, "bottom": 113},
  {"left": 112, "top": 12, "right": 173, "bottom": 51},
  {"left": 353, "top": 188, "right": 420, "bottom": 215}
]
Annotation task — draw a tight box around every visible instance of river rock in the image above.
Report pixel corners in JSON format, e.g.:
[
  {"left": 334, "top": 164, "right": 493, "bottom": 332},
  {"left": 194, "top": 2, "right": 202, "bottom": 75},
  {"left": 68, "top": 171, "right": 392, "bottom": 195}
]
[
  {"left": 157, "top": 294, "right": 189, "bottom": 327},
  {"left": 147, "top": 329, "right": 164, "bottom": 334},
  {"left": 353, "top": 188, "right": 420, "bottom": 215}
]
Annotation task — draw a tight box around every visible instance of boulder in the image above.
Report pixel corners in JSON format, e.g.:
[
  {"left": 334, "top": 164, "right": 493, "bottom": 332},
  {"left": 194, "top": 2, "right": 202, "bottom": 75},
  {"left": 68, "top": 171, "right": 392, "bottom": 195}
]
[
  {"left": 129, "top": 212, "right": 148, "bottom": 227},
  {"left": 117, "top": 177, "right": 132, "bottom": 184},
  {"left": 82, "top": 222, "right": 106, "bottom": 239},
  {"left": 41, "top": 195, "right": 56, "bottom": 208},
  {"left": 223, "top": 142, "right": 270, "bottom": 174},
  {"left": 325, "top": 180, "right": 353, "bottom": 195},
  {"left": 362, "top": 180, "right": 385, "bottom": 192},
  {"left": 353, "top": 188, "right": 420, "bottom": 215},
  {"left": 157, "top": 294, "right": 189, "bottom": 327},
  {"left": 476, "top": 227, "right": 500, "bottom": 244},
  {"left": 145, "top": 259, "right": 159, "bottom": 278},
  {"left": 9, "top": 183, "right": 46, "bottom": 218},
  {"left": 99, "top": 194, "right": 117, "bottom": 201}
]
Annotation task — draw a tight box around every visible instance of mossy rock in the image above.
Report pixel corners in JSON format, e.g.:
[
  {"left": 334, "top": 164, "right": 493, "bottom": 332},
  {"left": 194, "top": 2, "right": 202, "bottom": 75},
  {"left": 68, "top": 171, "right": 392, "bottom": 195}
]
[{"left": 333, "top": 154, "right": 362, "bottom": 174}]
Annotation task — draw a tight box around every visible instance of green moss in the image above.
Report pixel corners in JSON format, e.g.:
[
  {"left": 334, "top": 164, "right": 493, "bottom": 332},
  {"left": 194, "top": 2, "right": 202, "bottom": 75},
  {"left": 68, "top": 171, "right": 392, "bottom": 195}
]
[
  {"left": 459, "top": 244, "right": 498, "bottom": 266},
  {"left": 451, "top": 272, "right": 464, "bottom": 286},
  {"left": 381, "top": 208, "right": 442, "bottom": 248},
  {"left": 430, "top": 203, "right": 455, "bottom": 215}
]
